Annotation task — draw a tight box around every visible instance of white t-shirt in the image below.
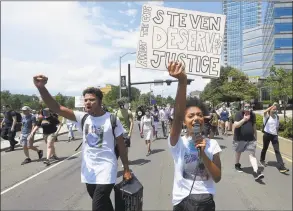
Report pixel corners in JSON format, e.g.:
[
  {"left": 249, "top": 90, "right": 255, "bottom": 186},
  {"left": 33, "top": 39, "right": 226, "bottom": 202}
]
[
  {"left": 74, "top": 111, "right": 124, "bottom": 184},
  {"left": 168, "top": 135, "right": 222, "bottom": 206},
  {"left": 263, "top": 114, "right": 279, "bottom": 136}
]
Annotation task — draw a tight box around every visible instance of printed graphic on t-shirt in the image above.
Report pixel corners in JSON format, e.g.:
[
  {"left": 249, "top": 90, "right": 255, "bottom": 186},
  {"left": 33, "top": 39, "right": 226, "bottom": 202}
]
[
  {"left": 183, "top": 141, "right": 209, "bottom": 181},
  {"left": 84, "top": 124, "right": 104, "bottom": 148}
]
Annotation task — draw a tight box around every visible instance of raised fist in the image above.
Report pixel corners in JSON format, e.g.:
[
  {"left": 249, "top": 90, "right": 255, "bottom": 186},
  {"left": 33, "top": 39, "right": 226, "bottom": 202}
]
[
  {"left": 168, "top": 61, "right": 187, "bottom": 81},
  {"left": 33, "top": 75, "right": 48, "bottom": 88}
]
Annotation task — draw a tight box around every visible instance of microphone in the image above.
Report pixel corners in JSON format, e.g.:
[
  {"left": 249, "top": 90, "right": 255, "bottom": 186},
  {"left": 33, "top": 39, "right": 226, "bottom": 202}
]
[{"left": 193, "top": 122, "right": 205, "bottom": 170}]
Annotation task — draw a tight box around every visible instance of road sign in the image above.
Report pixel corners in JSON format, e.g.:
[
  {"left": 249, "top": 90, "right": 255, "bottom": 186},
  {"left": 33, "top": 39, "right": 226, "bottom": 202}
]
[
  {"left": 121, "top": 76, "right": 126, "bottom": 89},
  {"left": 75, "top": 96, "right": 84, "bottom": 108},
  {"left": 151, "top": 99, "right": 156, "bottom": 105},
  {"left": 154, "top": 80, "right": 164, "bottom": 86}
]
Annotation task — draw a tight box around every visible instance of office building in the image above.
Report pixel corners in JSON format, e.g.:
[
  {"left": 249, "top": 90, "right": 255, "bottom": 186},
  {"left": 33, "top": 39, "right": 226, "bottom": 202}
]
[
  {"left": 263, "top": 1, "right": 293, "bottom": 76},
  {"left": 242, "top": 26, "right": 264, "bottom": 76},
  {"left": 222, "top": 0, "right": 262, "bottom": 70}
]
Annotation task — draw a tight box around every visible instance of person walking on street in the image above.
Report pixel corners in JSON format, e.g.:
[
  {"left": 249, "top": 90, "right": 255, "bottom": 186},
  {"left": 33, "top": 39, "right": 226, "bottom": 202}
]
[
  {"left": 260, "top": 104, "right": 289, "bottom": 173},
  {"left": 140, "top": 108, "right": 155, "bottom": 156},
  {"left": 20, "top": 106, "right": 43, "bottom": 165},
  {"left": 151, "top": 105, "right": 159, "bottom": 140},
  {"left": 33, "top": 75, "right": 131, "bottom": 211},
  {"left": 159, "top": 105, "right": 168, "bottom": 137},
  {"left": 32, "top": 108, "right": 60, "bottom": 166},
  {"left": 1, "top": 105, "right": 19, "bottom": 152},
  {"left": 167, "top": 61, "right": 222, "bottom": 211},
  {"left": 233, "top": 102, "right": 264, "bottom": 181},
  {"left": 135, "top": 105, "right": 145, "bottom": 133},
  {"left": 116, "top": 98, "right": 134, "bottom": 167}
]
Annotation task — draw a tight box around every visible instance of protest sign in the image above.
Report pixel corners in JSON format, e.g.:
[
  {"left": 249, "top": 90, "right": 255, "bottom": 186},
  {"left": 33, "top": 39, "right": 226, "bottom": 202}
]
[{"left": 135, "top": 4, "right": 226, "bottom": 78}]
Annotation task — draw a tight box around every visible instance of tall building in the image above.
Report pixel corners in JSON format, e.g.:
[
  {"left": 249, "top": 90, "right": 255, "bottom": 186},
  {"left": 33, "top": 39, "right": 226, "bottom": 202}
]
[
  {"left": 242, "top": 26, "right": 264, "bottom": 76},
  {"left": 222, "top": 1, "right": 262, "bottom": 70},
  {"left": 263, "top": 1, "right": 293, "bottom": 76}
]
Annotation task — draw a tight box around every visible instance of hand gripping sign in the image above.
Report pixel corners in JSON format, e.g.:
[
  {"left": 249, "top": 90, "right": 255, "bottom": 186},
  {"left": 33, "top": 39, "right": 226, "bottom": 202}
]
[{"left": 136, "top": 4, "right": 226, "bottom": 78}]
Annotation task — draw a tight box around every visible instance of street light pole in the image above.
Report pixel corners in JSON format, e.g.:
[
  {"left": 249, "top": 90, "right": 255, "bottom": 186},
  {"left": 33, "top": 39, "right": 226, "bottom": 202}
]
[{"left": 119, "top": 52, "right": 136, "bottom": 99}]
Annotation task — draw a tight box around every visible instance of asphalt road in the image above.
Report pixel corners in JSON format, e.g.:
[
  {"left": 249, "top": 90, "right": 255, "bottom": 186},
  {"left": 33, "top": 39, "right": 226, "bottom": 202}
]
[{"left": 1, "top": 125, "right": 292, "bottom": 210}]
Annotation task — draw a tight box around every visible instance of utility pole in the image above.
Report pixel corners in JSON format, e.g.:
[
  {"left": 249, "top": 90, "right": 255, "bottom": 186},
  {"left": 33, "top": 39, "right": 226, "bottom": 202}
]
[{"left": 128, "top": 64, "right": 131, "bottom": 102}]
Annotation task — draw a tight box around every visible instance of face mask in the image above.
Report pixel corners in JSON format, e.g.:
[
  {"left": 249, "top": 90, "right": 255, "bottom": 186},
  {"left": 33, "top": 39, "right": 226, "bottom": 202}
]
[
  {"left": 145, "top": 112, "right": 150, "bottom": 116},
  {"left": 119, "top": 105, "right": 124, "bottom": 109},
  {"left": 124, "top": 104, "right": 129, "bottom": 110},
  {"left": 243, "top": 106, "right": 250, "bottom": 111}
]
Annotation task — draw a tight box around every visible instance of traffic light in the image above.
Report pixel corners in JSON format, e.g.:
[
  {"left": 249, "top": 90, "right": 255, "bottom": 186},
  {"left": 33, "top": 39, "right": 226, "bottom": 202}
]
[
  {"left": 166, "top": 80, "right": 172, "bottom": 86},
  {"left": 187, "top": 79, "right": 193, "bottom": 85}
]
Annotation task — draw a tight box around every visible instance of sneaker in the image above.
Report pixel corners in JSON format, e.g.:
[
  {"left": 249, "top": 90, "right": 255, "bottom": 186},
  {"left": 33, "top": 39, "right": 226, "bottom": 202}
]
[
  {"left": 51, "top": 155, "right": 59, "bottom": 160},
  {"left": 253, "top": 171, "right": 264, "bottom": 181},
  {"left": 279, "top": 165, "right": 289, "bottom": 173},
  {"left": 38, "top": 150, "right": 43, "bottom": 160},
  {"left": 259, "top": 160, "right": 267, "bottom": 167},
  {"left": 21, "top": 158, "right": 32, "bottom": 165},
  {"left": 235, "top": 163, "right": 243, "bottom": 172},
  {"left": 43, "top": 159, "right": 52, "bottom": 166}
]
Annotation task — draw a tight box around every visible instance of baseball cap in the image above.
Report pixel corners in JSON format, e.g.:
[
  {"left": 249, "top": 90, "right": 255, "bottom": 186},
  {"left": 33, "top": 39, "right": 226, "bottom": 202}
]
[{"left": 21, "top": 106, "right": 31, "bottom": 111}]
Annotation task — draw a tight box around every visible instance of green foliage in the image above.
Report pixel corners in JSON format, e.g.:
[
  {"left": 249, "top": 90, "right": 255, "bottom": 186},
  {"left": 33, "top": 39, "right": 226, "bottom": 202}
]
[
  {"left": 255, "top": 114, "right": 264, "bottom": 130},
  {"left": 0, "top": 90, "right": 75, "bottom": 111},
  {"left": 200, "top": 66, "right": 259, "bottom": 105},
  {"left": 279, "top": 118, "right": 293, "bottom": 139}
]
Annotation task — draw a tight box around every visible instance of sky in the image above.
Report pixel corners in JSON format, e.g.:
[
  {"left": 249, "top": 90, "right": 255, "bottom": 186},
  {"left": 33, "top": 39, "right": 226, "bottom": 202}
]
[{"left": 1, "top": 1, "right": 223, "bottom": 98}]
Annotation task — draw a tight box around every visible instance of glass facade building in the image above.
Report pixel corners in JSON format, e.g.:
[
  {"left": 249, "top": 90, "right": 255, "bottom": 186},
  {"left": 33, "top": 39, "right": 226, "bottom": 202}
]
[
  {"left": 242, "top": 26, "right": 264, "bottom": 76},
  {"left": 222, "top": 0, "right": 262, "bottom": 70},
  {"left": 263, "top": 1, "right": 293, "bottom": 76}
]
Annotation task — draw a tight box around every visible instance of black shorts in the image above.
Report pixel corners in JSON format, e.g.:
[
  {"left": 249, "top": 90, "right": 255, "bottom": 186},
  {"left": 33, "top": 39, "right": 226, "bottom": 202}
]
[
  {"left": 123, "top": 133, "right": 131, "bottom": 148},
  {"left": 173, "top": 194, "right": 215, "bottom": 211}
]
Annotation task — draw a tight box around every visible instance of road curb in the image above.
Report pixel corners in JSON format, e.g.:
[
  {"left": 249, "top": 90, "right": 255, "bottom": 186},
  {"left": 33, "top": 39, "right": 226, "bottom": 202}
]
[{"left": 1, "top": 130, "right": 77, "bottom": 152}]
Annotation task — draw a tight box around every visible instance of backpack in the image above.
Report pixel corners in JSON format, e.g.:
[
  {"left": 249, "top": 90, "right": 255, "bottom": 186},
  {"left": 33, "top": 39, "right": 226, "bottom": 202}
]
[
  {"left": 210, "top": 113, "right": 218, "bottom": 126},
  {"left": 75, "top": 113, "right": 118, "bottom": 158}
]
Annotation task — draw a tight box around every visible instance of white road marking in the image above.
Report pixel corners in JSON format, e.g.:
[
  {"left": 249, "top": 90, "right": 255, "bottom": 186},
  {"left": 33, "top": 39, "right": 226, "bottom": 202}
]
[{"left": 1, "top": 151, "right": 81, "bottom": 195}]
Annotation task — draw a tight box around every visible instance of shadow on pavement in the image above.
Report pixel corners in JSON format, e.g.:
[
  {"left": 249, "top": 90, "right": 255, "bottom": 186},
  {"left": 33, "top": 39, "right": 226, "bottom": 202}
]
[
  {"left": 150, "top": 149, "right": 165, "bottom": 155},
  {"left": 55, "top": 138, "right": 82, "bottom": 143},
  {"left": 241, "top": 166, "right": 266, "bottom": 185},
  {"left": 266, "top": 161, "right": 290, "bottom": 176},
  {"left": 129, "top": 159, "right": 151, "bottom": 166},
  {"left": 220, "top": 145, "right": 227, "bottom": 150},
  {"left": 213, "top": 136, "right": 224, "bottom": 140}
]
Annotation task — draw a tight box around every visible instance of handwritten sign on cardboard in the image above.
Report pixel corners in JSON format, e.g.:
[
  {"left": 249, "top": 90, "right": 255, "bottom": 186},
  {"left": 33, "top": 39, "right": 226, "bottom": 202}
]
[{"left": 136, "top": 4, "right": 226, "bottom": 78}]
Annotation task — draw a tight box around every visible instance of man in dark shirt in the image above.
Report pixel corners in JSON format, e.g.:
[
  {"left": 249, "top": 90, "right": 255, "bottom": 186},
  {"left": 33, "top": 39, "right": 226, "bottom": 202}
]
[
  {"left": 0, "top": 105, "right": 18, "bottom": 152},
  {"left": 233, "top": 102, "right": 264, "bottom": 181},
  {"left": 136, "top": 105, "right": 145, "bottom": 132},
  {"left": 33, "top": 108, "right": 60, "bottom": 166}
]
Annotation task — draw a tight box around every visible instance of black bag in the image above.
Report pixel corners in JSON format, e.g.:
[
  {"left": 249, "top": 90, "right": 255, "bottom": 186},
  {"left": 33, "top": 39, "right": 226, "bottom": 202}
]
[
  {"left": 75, "top": 114, "right": 118, "bottom": 157},
  {"left": 114, "top": 174, "right": 143, "bottom": 211},
  {"left": 15, "top": 112, "right": 22, "bottom": 122},
  {"left": 14, "top": 112, "right": 22, "bottom": 132}
]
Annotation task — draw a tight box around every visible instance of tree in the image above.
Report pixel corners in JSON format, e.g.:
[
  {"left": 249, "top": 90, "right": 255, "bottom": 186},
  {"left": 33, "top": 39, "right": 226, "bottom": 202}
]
[
  {"left": 65, "top": 96, "right": 75, "bottom": 109},
  {"left": 265, "top": 66, "right": 293, "bottom": 120},
  {"left": 55, "top": 93, "right": 66, "bottom": 106},
  {"left": 200, "top": 66, "right": 259, "bottom": 105}
]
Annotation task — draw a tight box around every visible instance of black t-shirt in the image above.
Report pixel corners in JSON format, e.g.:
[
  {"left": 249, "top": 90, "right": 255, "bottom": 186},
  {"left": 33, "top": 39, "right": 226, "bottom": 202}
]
[
  {"left": 233, "top": 111, "right": 256, "bottom": 141},
  {"left": 136, "top": 109, "right": 145, "bottom": 121},
  {"left": 4, "top": 110, "right": 16, "bottom": 128},
  {"left": 37, "top": 115, "right": 59, "bottom": 135}
]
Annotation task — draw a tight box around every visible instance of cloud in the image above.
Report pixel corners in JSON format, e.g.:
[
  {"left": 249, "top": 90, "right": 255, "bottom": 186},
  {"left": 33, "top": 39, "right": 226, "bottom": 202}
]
[
  {"left": 135, "top": 1, "right": 165, "bottom": 6},
  {"left": 1, "top": 1, "right": 209, "bottom": 99},
  {"left": 1, "top": 2, "right": 122, "bottom": 95},
  {"left": 119, "top": 9, "right": 138, "bottom": 17}
]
